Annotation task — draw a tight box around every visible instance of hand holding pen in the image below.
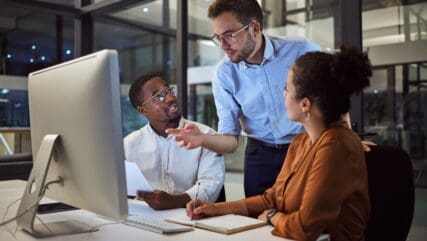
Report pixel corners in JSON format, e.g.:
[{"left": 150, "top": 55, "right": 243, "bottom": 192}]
[
  {"left": 186, "top": 182, "right": 219, "bottom": 220},
  {"left": 191, "top": 182, "right": 200, "bottom": 220}
]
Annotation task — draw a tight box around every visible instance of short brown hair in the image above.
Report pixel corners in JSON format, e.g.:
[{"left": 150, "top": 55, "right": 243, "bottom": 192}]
[{"left": 208, "top": 0, "right": 263, "bottom": 29}]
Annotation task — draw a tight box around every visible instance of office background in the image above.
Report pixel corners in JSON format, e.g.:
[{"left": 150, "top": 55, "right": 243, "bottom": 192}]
[{"left": 0, "top": 0, "right": 426, "bottom": 240}]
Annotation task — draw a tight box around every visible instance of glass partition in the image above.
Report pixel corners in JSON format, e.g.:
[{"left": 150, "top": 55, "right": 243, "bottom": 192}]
[
  {"left": 362, "top": 1, "right": 427, "bottom": 47},
  {"left": 362, "top": 1, "right": 427, "bottom": 173}
]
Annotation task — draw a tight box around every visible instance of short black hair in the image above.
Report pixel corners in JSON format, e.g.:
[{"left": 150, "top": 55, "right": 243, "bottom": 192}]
[
  {"left": 128, "top": 71, "right": 165, "bottom": 109},
  {"left": 293, "top": 46, "right": 372, "bottom": 126},
  {"left": 208, "top": 0, "right": 263, "bottom": 29}
]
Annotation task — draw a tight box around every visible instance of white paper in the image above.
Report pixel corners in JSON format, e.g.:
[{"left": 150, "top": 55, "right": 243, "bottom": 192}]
[
  {"left": 125, "top": 160, "right": 153, "bottom": 195},
  {"left": 165, "top": 215, "right": 195, "bottom": 226}
]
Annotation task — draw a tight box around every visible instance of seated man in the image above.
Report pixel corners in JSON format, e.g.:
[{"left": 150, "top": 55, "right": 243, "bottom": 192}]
[{"left": 124, "top": 72, "right": 225, "bottom": 210}]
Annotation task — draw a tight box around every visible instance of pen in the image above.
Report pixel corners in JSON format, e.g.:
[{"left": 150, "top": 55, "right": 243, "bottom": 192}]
[{"left": 192, "top": 182, "right": 200, "bottom": 220}]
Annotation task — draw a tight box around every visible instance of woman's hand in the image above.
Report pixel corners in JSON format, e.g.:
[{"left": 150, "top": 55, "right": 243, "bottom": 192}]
[
  {"left": 258, "top": 209, "right": 269, "bottom": 222},
  {"left": 186, "top": 199, "right": 217, "bottom": 220},
  {"left": 258, "top": 209, "right": 284, "bottom": 226}
]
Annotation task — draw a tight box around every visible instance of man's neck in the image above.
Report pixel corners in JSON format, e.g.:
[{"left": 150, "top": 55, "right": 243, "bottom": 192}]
[
  {"left": 245, "top": 35, "right": 265, "bottom": 65},
  {"left": 150, "top": 117, "right": 181, "bottom": 138}
]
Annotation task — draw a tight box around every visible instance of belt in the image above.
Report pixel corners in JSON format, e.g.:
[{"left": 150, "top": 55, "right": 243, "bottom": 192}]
[{"left": 247, "top": 137, "right": 289, "bottom": 149}]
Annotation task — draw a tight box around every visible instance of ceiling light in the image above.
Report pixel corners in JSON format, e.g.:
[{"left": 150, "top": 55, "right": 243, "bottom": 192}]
[{"left": 143, "top": 7, "right": 149, "bottom": 12}]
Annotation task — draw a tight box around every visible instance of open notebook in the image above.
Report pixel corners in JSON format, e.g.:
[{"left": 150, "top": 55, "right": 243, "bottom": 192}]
[{"left": 165, "top": 214, "right": 267, "bottom": 234}]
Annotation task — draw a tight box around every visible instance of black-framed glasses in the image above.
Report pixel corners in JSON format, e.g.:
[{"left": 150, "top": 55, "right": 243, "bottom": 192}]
[
  {"left": 211, "top": 23, "right": 251, "bottom": 47},
  {"left": 140, "top": 87, "right": 175, "bottom": 106}
]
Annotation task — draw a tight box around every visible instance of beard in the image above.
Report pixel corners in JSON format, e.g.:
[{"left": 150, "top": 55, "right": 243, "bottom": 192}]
[
  {"left": 167, "top": 114, "right": 182, "bottom": 128},
  {"left": 228, "top": 34, "right": 256, "bottom": 63}
]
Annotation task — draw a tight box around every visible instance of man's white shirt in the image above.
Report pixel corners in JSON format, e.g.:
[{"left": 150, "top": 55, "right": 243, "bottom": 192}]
[{"left": 124, "top": 118, "right": 225, "bottom": 202}]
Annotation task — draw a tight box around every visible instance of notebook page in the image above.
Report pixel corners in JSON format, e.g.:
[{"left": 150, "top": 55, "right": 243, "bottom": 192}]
[{"left": 194, "top": 214, "right": 266, "bottom": 234}]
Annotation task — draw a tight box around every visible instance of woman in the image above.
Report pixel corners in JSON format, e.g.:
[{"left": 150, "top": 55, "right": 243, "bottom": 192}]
[{"left": 186, "top": 46, "right": 372, "bottom": 241}]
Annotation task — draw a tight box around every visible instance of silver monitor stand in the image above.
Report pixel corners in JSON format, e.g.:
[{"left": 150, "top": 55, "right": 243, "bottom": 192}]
[{"left": 16, "top": 134, "right": 96, "bottom": 237}]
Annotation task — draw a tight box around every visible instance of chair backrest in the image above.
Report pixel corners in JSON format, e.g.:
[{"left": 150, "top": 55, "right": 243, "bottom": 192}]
[
  {"left": 0, "top": 152, "right": 33, "bottom": 180},
  {"left": 364, "top": 145, "right": 415, "bottom": 241}
]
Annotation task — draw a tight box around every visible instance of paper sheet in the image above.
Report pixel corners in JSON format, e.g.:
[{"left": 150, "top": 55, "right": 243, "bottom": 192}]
[{"left": 125, "top": 160, "right": 153, "bottom": 195}]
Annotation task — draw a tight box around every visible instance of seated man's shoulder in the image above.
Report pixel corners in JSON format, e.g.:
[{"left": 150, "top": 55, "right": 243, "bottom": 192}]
[
  {"left": 124, "top": 126, "right": 147, "bottom": 144},
  {"left": 184, "top": 119, "right": 216, "bottom": 135}
]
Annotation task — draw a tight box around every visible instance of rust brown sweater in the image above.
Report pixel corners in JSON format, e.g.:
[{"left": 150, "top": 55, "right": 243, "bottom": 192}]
[{"left": 238, "top": 126, "right": 370, "bottom": 241}]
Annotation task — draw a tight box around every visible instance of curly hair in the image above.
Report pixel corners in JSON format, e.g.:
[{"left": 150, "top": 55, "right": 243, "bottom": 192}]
[{"left": 292, "top": 46, "right": 372, "bottom": 126}]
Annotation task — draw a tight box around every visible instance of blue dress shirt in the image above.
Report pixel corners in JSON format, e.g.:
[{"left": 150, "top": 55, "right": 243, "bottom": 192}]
[{"left": 212, "top": 35, "right": 321, "bottom": 144}]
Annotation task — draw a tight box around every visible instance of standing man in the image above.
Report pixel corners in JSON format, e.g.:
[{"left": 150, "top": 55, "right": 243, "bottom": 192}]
[
  {"left": 167, "top": 0, "right": 320, "bottom": 197},
  {"left": 124, "top": 73, "right": 225, "bottom": 210}
]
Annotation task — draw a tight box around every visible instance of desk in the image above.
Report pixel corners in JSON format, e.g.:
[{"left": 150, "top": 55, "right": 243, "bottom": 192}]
[{"left": 1, "top": 180, "right": 298, "bottom": 241}]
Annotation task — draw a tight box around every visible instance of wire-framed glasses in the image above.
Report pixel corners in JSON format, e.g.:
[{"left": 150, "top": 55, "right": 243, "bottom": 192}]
[
  {"left": 140, "top": 87, "right": 175, "bottom": 106},
  {"left": 211, "top": 23, "right": 251, "bottom": 47}
]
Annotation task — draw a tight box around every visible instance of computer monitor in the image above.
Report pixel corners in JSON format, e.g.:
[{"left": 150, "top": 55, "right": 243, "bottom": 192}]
[{"left": 16, "top": 49, "right": 128, "bottom": 237}]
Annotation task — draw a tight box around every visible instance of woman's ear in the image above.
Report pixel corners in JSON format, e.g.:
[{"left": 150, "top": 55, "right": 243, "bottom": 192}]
[{"left": 300, "top": 97, "right": 312, "bottom": 113}]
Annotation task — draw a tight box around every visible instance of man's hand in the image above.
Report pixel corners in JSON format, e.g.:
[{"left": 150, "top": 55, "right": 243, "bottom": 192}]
[
  {"left": 166, "top": 123, "right": 204, "bottom": 149},
  {"left": 137, "top": 190, "right": 190, "bottom": 210}
]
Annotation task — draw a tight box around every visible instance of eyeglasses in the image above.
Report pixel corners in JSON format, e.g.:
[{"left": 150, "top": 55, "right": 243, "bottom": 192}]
[
  {"left": 211, "top": 23, "right": 251, "bottom": 47},
  {"left": 140, "top": 87, "right": 175, "bottom": 106}
]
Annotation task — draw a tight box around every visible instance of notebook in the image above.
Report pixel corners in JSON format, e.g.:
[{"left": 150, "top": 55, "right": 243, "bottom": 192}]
[{"left": 165, "top": 214, "right": 267, "bottom": 234}]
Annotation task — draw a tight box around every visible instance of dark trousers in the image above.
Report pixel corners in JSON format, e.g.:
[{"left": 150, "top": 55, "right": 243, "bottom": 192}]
[{"left": 244, "top": 138, "right": 290, "bottom": 197}]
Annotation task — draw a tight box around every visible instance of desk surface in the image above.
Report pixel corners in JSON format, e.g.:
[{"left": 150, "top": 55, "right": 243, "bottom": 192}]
[{"left": 0, "top": 180, "right": 293, "bottom": 241}]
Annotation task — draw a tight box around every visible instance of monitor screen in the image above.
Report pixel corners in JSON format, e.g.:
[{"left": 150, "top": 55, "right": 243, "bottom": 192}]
[{"left": 17, "top": 49, "right": 128, "bottom": 236}]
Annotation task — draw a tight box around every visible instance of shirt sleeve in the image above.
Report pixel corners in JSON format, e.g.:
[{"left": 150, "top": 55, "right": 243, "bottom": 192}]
[
  {"left": 123, "top": 132, "right": 135, "bottom": 162},
  {"left": 272, "top": 139, "right": 358, "bottom": 241},
  {"left": 304, "top": 40, "right": 321, "bottom": 52},
  {"left": 184, "top": 126, "right": 225, "bottom": 202},
  {"left": 212, "top": 64, "right": 242, "bottom": 135}
]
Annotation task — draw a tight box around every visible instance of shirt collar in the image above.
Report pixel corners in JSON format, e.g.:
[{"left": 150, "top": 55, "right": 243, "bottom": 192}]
[
  {"left": 238, "top": 34, "right": 275, "bottom": 70},
  {"left": 263, "top": 34, "right": 275, "bottom": 61}
]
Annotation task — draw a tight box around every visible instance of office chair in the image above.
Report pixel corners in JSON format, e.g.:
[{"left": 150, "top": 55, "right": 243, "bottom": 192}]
[
  {"left": 0, "top": 152, "right": 33, "bottom": 180},
  {"left": 364, "top": 145, "right": 415, "bottom": 241}
]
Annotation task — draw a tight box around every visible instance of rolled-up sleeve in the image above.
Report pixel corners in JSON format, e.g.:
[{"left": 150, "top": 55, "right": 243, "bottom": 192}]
[
  {"left": 212, "top": 65, "right": 242, "bottom": 136},
  {"left": 185, "top": 128, "right": 225, "bottom": 202}
]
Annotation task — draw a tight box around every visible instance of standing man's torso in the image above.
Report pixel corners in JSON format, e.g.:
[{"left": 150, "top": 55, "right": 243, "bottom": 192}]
[{"left": 213, "top": 35, "right": 321, "bottom": 144}]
